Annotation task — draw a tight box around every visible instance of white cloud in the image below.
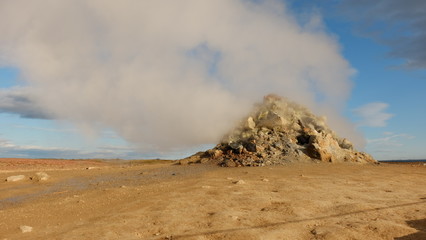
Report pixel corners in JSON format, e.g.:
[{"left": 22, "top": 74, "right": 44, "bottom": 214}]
[
  {"left": 0, "top": 137, "right": 142, "bottom": 159},
  {"left": 0, "top": 138, "right": 72, "bottom": 158},
  {"left": 0, "top": 0, "right": 359, "bottom": 153},
  {"left": 11, "top": 124, "right": 77, "bottom": 133},
  {"left": 366, "top": 132, "right": 415, "bottom": 160},
  {"left": 353, "top": 102, "right": 394, "bottom": 127},
  {"left": 367, "top": 133, "right": 414, "bottom": 146}
]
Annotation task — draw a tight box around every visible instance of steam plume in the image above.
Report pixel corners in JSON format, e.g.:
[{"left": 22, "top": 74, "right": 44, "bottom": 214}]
[{"left": 0, "top": 0, "right": 361, "bottom": 152}]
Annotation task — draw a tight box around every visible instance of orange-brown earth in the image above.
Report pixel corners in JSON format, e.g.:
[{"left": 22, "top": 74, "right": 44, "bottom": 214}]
[
  {"left": 0, "top": 158, "right": 106, "bottom": 172},
  {"left": 0, "top": 158, "right": 425, "bottom": 240}
]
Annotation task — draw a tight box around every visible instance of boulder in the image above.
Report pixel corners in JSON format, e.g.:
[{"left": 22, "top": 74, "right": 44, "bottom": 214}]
[
  {"left": 32, "top": 172, "right": 50, "bottom": 181},
  {"left": 245, "top": 117, "right": 256, "bottom": 130},
  {"left": 339, "top": 138, "right": 354, "bottom": 150},
  {"left": 20, "top": 225, "right": 33, "bottom": 233},
  {"left": 6, "top": 175, "right": 26, "bottom": 182},
  {"left": 257, "top": 111, "right": 285, "bottom": 129}
]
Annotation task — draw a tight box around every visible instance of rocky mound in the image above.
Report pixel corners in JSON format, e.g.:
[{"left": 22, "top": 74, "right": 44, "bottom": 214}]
[{"left": 180, "top": 94, "right": 376, "bottom": 166}]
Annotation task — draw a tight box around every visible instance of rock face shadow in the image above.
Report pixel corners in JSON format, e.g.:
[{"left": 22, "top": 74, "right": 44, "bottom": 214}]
[{"left": 395, "top": 218, "right": 426, "bottom": 240}]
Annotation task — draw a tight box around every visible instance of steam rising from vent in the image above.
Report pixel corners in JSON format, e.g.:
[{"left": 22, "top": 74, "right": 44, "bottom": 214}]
[{"left": 0, "top": 0, "right": 362, "bottom": 152}]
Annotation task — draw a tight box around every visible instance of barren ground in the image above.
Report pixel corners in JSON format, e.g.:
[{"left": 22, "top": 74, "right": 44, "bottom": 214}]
[{"left": 0, "top": 158, "right": 425, "bottom": 240}]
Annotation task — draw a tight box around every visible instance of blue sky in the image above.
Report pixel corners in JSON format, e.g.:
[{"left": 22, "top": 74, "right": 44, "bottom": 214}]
[
  {"left": 0, "top": 0, "right": 425, "bottom": 160},
  {"left": 318, "top": 1, "right": 426, "bottom": 160}
]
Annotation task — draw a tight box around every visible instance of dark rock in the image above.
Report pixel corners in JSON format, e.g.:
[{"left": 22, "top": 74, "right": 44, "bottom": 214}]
[
  {"left": 296, "top": 134, "right": 310, "bottom": 145},
  {"left": 244, "top": 142, "right": 257, "bottom": 152}
]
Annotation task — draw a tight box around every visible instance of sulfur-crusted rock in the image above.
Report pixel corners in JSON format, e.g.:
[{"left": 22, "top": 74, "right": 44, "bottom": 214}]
[{"left": 179, "top": 94, "right": 376, "bottom": 166}]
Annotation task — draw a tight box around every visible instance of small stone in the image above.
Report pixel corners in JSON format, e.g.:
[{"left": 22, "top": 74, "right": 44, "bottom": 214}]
[
  {"left": 244, "top": 142, "right": 257, "bottom": 152},
  {"left": 178, "top": 159, "right": 189, "bottom": 165},
  {"left": 245, "top": 117, "right": 256, "bottom": 130},
  {"left": 310, "top": 227, "right": 329, "bottom": 236},
  {"left": 6, "top": 175, "right": 26, "bottom": 182},
  {"left": 86, "top": 167, "right": 96, "bottom": 170},
  {"left": 233, "top": 180, "right": 246, "bottom": 185},
  {"left": 223, "top": 159, "right": 236, "bottom": 167},
  {"left": 33, "top": 172, "right": 49, "bottom": 181},
  {"left": 20, "top": 225, "right": 33, "bottom": 233},
  {"left": 201, "top": 185, "right": 211, "bottom": 189},
  {"left": 212, "top": 149, "right": 223, "bottom": 158},
  {"left": 229, "top": 141, "right": 241, "bottom": 150},
  {"left": 199, "top": 158, "right": 209, "bottom": 164},
  {"left": 339, "top": 138, "right": 353, "bottom": 150},
  {"left": 262, "top": 178, "right": 269, "bottom": 182}
]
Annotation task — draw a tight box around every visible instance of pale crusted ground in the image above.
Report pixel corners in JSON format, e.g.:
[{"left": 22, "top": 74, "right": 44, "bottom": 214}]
[{"left": 0, "top": 159, "right": 425, "bottom": 240}]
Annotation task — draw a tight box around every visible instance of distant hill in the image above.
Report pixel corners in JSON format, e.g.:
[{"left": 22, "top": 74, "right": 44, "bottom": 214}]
[{"left": 378, "top": 159, "right": 426, "bottom": 163}]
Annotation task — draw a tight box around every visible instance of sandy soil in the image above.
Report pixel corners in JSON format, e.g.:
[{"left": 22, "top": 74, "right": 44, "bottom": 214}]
[
  {"left": 0, "top": 159, "right": 425, "bottom": 240},
  {"left": 0, "top": 158, "right": 106, "bottom": 172}
]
